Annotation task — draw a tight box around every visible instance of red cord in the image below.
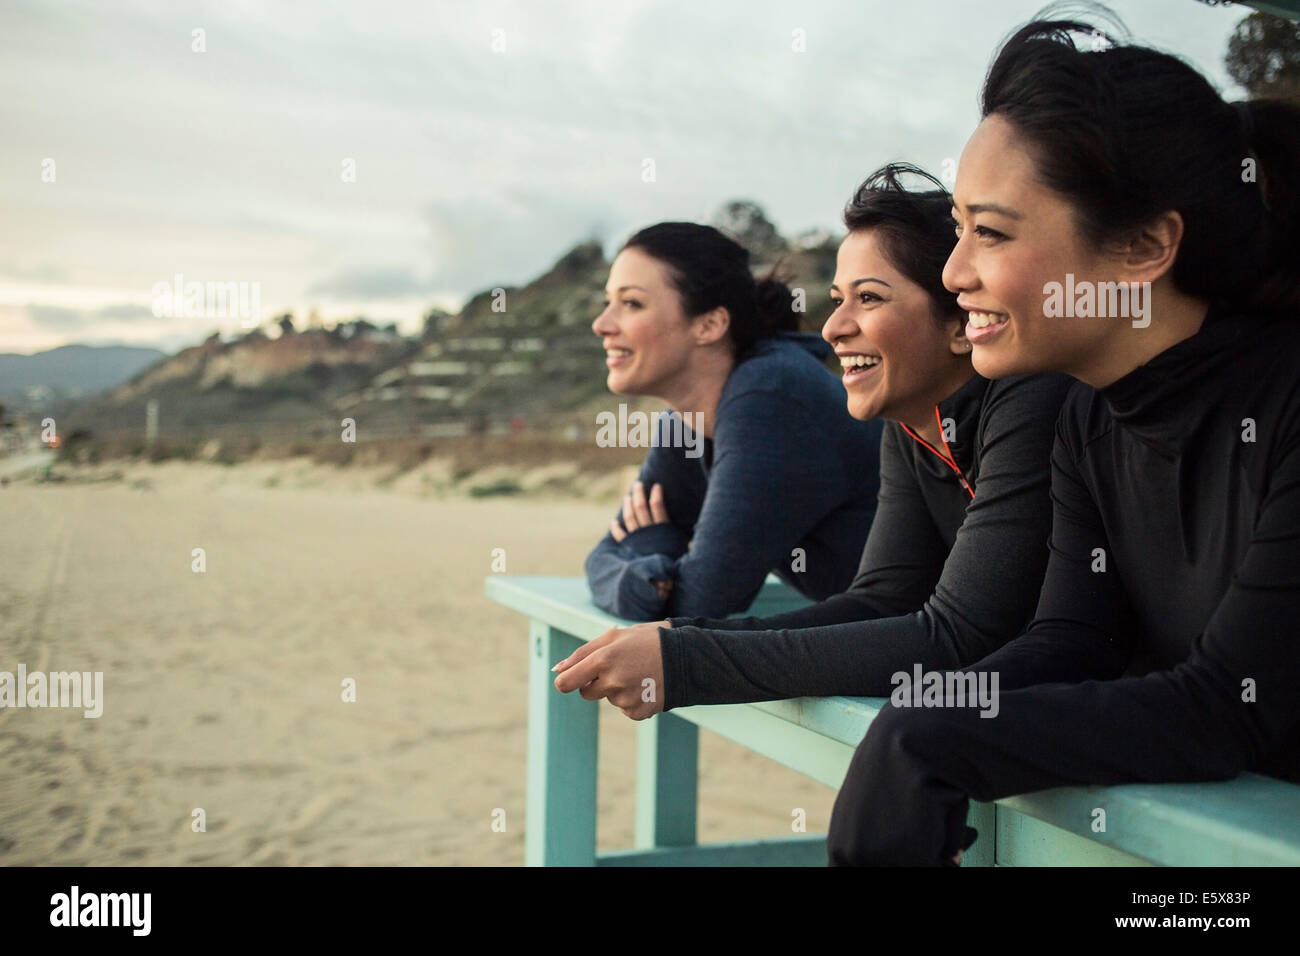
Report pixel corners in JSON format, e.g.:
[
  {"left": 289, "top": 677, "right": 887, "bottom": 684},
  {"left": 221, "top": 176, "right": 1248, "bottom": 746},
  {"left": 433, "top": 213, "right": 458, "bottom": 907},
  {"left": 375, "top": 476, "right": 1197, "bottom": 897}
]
[{"left": 900, "top": 407, "right": 975, "bottom": 499}]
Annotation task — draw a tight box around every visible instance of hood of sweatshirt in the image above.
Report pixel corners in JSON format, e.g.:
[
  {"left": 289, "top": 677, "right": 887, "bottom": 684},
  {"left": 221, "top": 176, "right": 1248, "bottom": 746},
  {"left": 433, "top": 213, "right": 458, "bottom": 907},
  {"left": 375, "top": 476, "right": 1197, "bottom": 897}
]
[
  {"left": 737, "top": 330, "right": 832, "bottom": 363},
  {"left": 774, "top": 330, "right": 833, "bottom": 361}
]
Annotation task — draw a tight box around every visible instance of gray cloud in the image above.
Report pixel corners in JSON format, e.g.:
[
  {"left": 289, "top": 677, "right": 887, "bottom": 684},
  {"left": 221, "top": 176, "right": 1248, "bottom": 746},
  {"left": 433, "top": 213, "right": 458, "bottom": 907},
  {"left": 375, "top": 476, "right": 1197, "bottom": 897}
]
[
  {"left": 307, "top": 268, "right": 433, "bottom": 299},
  {"left": 422, "top": 189, "right": 615, "bottom": 293},
  {"left": 0, "top": 263, "right": 72, "bottom": 283},
  {"left": 96, "top": 303, "right": 156, "bottom": 321},
  {"left": 27, "top": 303, "right": 156, "bottom": 330},
  {"left": 26, "top": 306, "right": 85, "bottom": 330}
]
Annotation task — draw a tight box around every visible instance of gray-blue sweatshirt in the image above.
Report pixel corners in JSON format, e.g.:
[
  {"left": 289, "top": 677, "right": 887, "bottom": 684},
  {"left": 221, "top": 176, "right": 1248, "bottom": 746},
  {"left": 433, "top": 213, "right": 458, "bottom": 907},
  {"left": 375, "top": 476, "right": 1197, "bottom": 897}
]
[{"left": 584, "top": 331, "right": 884, "bottom": 620}]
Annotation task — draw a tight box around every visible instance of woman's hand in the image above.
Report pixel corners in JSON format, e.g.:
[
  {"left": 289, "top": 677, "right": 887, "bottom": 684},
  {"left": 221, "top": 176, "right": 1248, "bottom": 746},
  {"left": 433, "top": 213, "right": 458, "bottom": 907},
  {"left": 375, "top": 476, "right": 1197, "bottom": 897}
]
[
  {"left": 552, "top": 620, "right": 671, "bottom": 720},
  {"left": 610, "top": 480, "right": 670, "bottom": 542}
]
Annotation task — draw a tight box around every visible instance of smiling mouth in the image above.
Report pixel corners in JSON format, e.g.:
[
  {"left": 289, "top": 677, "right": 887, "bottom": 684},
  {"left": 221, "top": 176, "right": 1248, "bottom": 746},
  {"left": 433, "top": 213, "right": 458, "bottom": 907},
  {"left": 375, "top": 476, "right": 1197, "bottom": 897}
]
[
  {"left": 840, "top": 354, "right": 881, "bottom": 383},
  {"left": 965, "top": 310, "right": 1010, "bottom": 343},
  {"left": 606, "top": 348, "right": 632, "bottom": 367}
]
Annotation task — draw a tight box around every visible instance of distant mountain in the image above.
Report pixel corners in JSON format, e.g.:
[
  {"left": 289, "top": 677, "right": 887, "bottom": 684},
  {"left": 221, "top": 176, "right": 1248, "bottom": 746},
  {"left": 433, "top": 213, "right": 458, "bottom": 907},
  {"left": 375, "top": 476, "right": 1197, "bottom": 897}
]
[{"left": 0, "top": 344, "right": 166, "bottom": 399}]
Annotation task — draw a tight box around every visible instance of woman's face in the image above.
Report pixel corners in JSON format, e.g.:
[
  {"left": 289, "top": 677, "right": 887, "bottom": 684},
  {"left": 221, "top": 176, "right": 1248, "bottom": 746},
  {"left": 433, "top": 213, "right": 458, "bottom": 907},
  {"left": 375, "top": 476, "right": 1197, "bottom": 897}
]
[
  {"left": 944, "top": 114, "right": 1122, "bottom": 381},
  {"left": 592, "top": 247, "right": 700, "bottom": 396},
  {"left": 824, "top": 229, "right": 967, "bottom": 425}
]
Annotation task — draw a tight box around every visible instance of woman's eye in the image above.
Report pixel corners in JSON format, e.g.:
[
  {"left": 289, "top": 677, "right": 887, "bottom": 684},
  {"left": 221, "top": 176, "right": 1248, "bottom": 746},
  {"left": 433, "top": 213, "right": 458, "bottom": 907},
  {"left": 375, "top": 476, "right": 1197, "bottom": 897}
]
[
  {"left": 829, "top": 296, "right": 843, "bottom": 308},
  {"left": 624, "top": 299, "right": 642, "bottom": 309},
  {"left": 973, "top": 225, "right": 1006, "bottom": 241},
  {"left": 858, "top": 291, "right": 882, "bottom": 305}
]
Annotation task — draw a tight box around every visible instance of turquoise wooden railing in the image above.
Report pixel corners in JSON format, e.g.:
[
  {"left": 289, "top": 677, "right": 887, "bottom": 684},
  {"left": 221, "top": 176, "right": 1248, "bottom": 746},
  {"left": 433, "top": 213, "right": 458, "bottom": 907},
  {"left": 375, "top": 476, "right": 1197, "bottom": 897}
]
[{"left": 486, "top": 575, "right": 1300, "bottom": 866}]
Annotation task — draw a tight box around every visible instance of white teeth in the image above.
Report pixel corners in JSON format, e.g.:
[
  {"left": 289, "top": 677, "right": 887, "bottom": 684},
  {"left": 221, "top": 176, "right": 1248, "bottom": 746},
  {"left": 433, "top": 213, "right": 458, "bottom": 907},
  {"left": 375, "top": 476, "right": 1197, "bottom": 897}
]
[
  {"left": 840, "top": 355, "right": 881, "bottom": 369},
  {"left": 608, "top": 348, "right": 632, "bottom": 357},
  {"left": 968, "top": 311, "right": 1009, "bottom": 329}
]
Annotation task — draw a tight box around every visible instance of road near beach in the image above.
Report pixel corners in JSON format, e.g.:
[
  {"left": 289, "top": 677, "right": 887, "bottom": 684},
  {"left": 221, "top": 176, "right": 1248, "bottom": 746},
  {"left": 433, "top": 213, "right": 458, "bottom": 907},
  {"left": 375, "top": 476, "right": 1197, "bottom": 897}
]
[{"left": 0, "top": 462, "right": 835, "bottom": 865}]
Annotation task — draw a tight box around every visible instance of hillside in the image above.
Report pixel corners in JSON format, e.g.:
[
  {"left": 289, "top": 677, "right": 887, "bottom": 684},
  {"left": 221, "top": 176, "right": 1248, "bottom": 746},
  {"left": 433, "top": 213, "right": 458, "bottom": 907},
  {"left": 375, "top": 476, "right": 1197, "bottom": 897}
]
[
  {"left": 56, "top": 202, "right": 842, "bottom": 446},
  {"left": 336, "top": 213, "right": 842, "bottom": 439},
  {"left": 61, "top": 322, "right": 416, "bottom": 441}
]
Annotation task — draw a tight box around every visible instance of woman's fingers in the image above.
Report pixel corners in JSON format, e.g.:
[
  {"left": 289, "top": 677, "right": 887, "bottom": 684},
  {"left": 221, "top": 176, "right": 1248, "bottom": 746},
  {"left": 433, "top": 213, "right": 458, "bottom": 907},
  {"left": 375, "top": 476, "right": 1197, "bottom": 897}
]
[
  {"left": 553, "top": 628, "right": 667, "bottom": 722},
  {"left": 621, "top": 493, "right": 639, "bottom": 532},
  {"left": 630, "top": 481, "right": 654, "bottom": 528},
  {"left": 618, "top": 481, "right": 668, "bottom": 538},
  {"left": 553, "top": 628, "right": 617, "bottom": 674},
  {"left": 648, "top": 482, "right": 670, "bottom": 524},
  {"left": 554, "top": 648, "right": 603, "bottom": 695}
]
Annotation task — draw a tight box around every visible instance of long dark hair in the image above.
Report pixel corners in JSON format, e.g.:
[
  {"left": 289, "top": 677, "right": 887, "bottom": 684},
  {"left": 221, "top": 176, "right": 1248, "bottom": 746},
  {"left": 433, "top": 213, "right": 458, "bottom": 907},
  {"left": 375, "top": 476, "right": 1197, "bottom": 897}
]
[
  {"left": 843, "top": 163, "right": 964, "bottom": 326},
  {"left": 981, "top": 14, "right": 1300, "bottom": 313},
  {"left": 621, "top": 222, "right": 799, "bottom": 357}
]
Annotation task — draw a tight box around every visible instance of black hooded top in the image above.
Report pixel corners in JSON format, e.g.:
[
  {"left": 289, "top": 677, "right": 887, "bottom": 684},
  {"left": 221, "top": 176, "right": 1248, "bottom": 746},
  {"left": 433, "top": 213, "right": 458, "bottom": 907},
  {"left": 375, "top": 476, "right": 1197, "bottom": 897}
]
[{"left": 946, "top": 302, "right": 1300, "bottom": 784}]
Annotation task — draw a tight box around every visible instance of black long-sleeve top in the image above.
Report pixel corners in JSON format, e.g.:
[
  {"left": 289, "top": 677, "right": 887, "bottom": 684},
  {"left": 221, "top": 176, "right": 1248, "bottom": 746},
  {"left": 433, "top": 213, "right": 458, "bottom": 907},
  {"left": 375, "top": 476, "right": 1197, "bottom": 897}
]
[
  {"left": 937, "top": 303, "right": 1300, "bottom": 785},
  {"left": 658, "top": 369, "right": 1075, "bottom": 711}
]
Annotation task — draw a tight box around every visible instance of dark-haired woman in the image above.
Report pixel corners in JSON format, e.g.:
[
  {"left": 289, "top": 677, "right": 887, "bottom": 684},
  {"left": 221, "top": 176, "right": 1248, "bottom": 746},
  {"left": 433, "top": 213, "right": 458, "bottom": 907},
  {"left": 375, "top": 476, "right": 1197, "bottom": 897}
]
[
  {"left": 584, "top": 222, "right": 885, "bottom": 621},
  {"left": 829, "top": 17, "right": 1300, "bottom": 866},
  {"left": 556, "top": 168, "right": 1073, "bottom": 717}
]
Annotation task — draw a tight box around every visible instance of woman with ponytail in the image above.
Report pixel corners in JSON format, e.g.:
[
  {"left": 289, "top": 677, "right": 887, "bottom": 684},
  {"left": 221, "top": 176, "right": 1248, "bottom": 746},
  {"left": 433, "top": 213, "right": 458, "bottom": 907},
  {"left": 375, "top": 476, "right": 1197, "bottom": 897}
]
[
  {"left": 828, "top": 14, "right": 1300, "bottom": 866},
  {"left": 585, "top": 222, "right": 886, "bottom": 620}
]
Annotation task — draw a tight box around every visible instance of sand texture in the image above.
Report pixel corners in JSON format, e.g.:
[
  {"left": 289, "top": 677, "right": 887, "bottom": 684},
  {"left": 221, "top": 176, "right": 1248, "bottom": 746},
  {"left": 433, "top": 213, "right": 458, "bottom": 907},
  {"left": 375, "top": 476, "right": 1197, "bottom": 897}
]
[{"left": 0, "top": 461, "right": 836, "bottom": 865}]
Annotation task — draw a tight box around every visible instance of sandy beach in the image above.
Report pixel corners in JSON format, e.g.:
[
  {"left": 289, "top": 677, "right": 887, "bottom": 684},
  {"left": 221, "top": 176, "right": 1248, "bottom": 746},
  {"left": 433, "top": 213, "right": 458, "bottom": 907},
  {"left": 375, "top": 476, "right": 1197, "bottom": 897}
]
[{"left": 0, "top": 460, "right": 836, "bottom": 865}]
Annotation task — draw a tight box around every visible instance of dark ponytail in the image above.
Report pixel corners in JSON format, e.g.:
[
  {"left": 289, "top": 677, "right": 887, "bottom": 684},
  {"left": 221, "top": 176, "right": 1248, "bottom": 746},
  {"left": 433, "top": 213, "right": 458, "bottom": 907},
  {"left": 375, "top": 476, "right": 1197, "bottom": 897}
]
[
  {"left": 751, "top": 270, "right": 800, "bottom": 349},
  {"left": 621, "top": 222, "right": 799, "bottom": 357},
  {"left": 1237, "top": 97, "right": 1300, "bottom": 312},
  {"left": 981, "top": 15, "right": 1300, "bottom": 313}
]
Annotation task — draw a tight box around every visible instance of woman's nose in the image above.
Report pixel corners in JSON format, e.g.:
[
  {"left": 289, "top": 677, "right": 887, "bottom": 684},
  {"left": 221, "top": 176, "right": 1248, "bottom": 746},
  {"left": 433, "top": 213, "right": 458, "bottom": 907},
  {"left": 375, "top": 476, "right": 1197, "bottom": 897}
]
[
  {"left": 822, "top": 301, "right": 855, "bottom": 344},
  {"left": 943, "top": 238, "right": 974, "bottom": 295}
]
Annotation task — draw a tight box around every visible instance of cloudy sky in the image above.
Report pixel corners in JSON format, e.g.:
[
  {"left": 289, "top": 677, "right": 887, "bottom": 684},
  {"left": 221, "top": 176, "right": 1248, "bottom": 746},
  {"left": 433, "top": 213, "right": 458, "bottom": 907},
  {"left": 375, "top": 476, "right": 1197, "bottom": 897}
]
[{"left": 0, "top": 0, "right": 1252, "bottom": 354}]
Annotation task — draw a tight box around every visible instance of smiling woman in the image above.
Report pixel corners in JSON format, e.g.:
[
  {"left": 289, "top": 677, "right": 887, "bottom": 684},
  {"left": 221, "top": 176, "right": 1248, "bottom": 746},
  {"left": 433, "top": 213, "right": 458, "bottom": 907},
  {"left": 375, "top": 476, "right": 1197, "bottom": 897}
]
[
  {"left": 583, "top": 222, "right": 886, "bottom": 621},
  {"left": 828, "top": 14, "right": 1300, "bottom": 867}
]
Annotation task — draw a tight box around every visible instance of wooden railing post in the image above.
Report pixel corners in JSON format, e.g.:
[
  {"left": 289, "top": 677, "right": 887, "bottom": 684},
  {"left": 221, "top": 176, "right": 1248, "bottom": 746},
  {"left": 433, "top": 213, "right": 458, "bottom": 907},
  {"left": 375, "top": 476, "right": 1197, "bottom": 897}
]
[
  {"left": 525, "top": 621, "right": 598, "bottom": 866},
  {"left": 635, "top": 713, "right": 699, "bottom": 849}
]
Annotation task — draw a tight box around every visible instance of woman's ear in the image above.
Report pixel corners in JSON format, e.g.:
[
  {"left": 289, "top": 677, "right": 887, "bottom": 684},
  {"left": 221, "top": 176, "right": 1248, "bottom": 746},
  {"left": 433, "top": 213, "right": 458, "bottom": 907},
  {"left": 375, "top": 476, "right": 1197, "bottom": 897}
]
[
  {"left": 1121, "top": 209, "right": 1185, "bottom": 286},
  {"left": 693, "top": 306, "right": 731, "bottom": 346},
  {"left": 948, "top": 317, "right": 972, "bottom": 356}
]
